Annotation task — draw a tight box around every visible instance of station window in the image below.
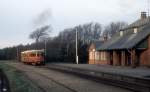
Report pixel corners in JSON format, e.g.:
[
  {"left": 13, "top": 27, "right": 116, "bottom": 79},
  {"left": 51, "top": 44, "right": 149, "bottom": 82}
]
[
  {"left": 90, "top": 52, "right": 93, "bottom": 59},
  {"left": 133, "top": 28, "right": 138, "bottom": 33},
  {"left": 100, "top": 51, "right": 107, "bottom": 61},
  {"left": 95, "top": 52, "right": 100, "bottom": 60},
  {"left": 120, "top": 31, "right": 123, "bottom": 36}
]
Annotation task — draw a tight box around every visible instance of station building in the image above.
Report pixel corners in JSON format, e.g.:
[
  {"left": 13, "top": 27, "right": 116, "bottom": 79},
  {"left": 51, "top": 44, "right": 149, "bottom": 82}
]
[{"left": 89, "top": 12, "right": 150, "bottom": 67}]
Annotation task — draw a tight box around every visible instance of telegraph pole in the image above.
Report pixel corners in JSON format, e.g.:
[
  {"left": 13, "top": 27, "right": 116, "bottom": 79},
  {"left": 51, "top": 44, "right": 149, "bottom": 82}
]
[
  {"left": 16, "top": 47, "right": 19, "bottom": 61},
  {"left": 45, "top": 40, "right": 47, "bottom": 63},
  {"left": 148, "top": 0, "right": 150, "bottom": 16},
  {"left": 76, "top": 28, "right": 79, "bottom": 64}
]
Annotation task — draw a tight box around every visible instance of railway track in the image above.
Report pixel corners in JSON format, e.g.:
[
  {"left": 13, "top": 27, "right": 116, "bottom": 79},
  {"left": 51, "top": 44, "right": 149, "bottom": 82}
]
[
  {"left": 46, "top": 64, "right": 150, "bottom": 92},
  {"left": 9, "top": 64, "right": 77, "bottom": 92},
  {"left": 34, "top": 71, "right": 77, "bottom": 92},
  {"left": 22, "top": 74, "right": 47, "bottom": 92},
  {"left": 0, "top": 69, "right": 10, "bottom": 92},
  {"left": 6, "top": 62, "right": 131, "bottom": 92}
]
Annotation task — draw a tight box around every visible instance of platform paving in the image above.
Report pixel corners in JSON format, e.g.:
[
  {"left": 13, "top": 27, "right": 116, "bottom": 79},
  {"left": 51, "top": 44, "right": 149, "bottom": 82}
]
[{"left": 49, "top": 64, "right": 150, "bottom": 78}]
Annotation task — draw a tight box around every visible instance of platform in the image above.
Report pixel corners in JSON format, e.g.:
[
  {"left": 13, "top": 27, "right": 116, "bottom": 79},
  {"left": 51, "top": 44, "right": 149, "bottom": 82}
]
[
  {"left": 46, "top": 63, "right": 150, "bottom": 92},
  {"left": 48, "top": 64, "right": 150, "bottom": 78}
]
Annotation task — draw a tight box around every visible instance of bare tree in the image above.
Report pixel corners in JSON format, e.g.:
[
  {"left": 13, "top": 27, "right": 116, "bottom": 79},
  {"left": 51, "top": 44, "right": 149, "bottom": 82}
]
[
  {"left": 80, "top": 22, "right": 102, "bottom": 44},
  {"left": 103, "top": 21, "right": 128, "bottom": 38},
  {"left": 29, "top": 25, "right": 51, "bottom": 44}
]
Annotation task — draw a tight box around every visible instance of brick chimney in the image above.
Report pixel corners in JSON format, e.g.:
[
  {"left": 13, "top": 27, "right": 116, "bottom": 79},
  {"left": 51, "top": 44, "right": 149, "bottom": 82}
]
[
  {"left": 141, "top": 12, "right": 147, "bottom": 19},
  {"left": 103, "top": 35, "right": 108, "bottom": 42}
]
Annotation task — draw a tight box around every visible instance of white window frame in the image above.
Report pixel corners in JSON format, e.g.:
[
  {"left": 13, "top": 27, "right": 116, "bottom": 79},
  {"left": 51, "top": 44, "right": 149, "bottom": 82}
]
[{"left": 134, "top": 28, "right": 138, "bottom": 33}]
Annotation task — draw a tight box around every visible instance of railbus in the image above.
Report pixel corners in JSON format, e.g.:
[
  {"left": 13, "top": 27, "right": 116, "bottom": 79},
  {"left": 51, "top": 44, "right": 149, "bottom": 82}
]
[{"left": 21, "top": 50, "right": 45, "bottom": 65}]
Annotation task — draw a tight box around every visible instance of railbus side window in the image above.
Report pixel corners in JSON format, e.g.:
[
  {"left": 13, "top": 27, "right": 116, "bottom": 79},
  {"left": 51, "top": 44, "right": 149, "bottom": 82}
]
[
  {"left": 41, "top": 52, "right": 44, "bottom": 56},
  {"left": 37, "top": 52, "right": 44, "bottom": 57},
  {"left": 37, "top": 53, "right": 40, "bottom": 57},
  {"left": 30, "top": 53, "right": 36, "bottom": 57}
]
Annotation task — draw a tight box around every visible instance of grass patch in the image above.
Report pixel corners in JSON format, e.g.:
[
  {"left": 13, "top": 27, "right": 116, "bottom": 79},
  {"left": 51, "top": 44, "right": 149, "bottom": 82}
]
[{"left": 0, "top": 62, "right": 43, "bottom": 92}]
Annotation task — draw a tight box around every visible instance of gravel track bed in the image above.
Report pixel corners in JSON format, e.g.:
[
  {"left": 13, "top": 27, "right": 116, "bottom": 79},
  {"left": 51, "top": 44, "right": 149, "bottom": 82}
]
[{"left": 6, "top": 62, "right": 131, "bottom": 92}]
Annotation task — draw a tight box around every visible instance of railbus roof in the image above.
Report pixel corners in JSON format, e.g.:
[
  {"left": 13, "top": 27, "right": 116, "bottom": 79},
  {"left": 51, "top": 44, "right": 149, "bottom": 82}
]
[{"left": 21, "top": 50, "right": 44, "bottom": 54}]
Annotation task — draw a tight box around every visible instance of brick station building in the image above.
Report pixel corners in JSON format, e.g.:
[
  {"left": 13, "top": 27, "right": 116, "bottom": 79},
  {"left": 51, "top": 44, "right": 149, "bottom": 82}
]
[
  {"left": 88, "top": 40, "right": 104, "bottom": 64},
  {"left": 89, "top": 12, "right": 150, "bottom": 67}
]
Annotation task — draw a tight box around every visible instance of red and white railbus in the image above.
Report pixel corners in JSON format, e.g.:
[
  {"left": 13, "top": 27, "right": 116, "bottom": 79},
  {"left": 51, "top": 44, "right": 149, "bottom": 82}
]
[{"left": 21, "top": 50, "right": 45, "bottom": 65}]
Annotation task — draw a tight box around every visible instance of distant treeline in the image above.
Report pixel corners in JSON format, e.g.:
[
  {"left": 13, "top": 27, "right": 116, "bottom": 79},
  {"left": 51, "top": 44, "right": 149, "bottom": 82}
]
[{"left": 0, "top": 22, "right": 127, "bottom": 63}]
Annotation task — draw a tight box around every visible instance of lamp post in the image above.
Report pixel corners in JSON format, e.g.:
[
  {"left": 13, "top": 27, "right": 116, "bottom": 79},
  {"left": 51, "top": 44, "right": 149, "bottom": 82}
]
[{"left": 76, "top": 28, "right": 79, "bottom": 64}]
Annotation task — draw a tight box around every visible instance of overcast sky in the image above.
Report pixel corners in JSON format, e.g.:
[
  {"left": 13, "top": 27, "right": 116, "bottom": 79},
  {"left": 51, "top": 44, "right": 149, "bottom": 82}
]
[{"left": 0, "top": 0, "right": 148, "bottom": 48}]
